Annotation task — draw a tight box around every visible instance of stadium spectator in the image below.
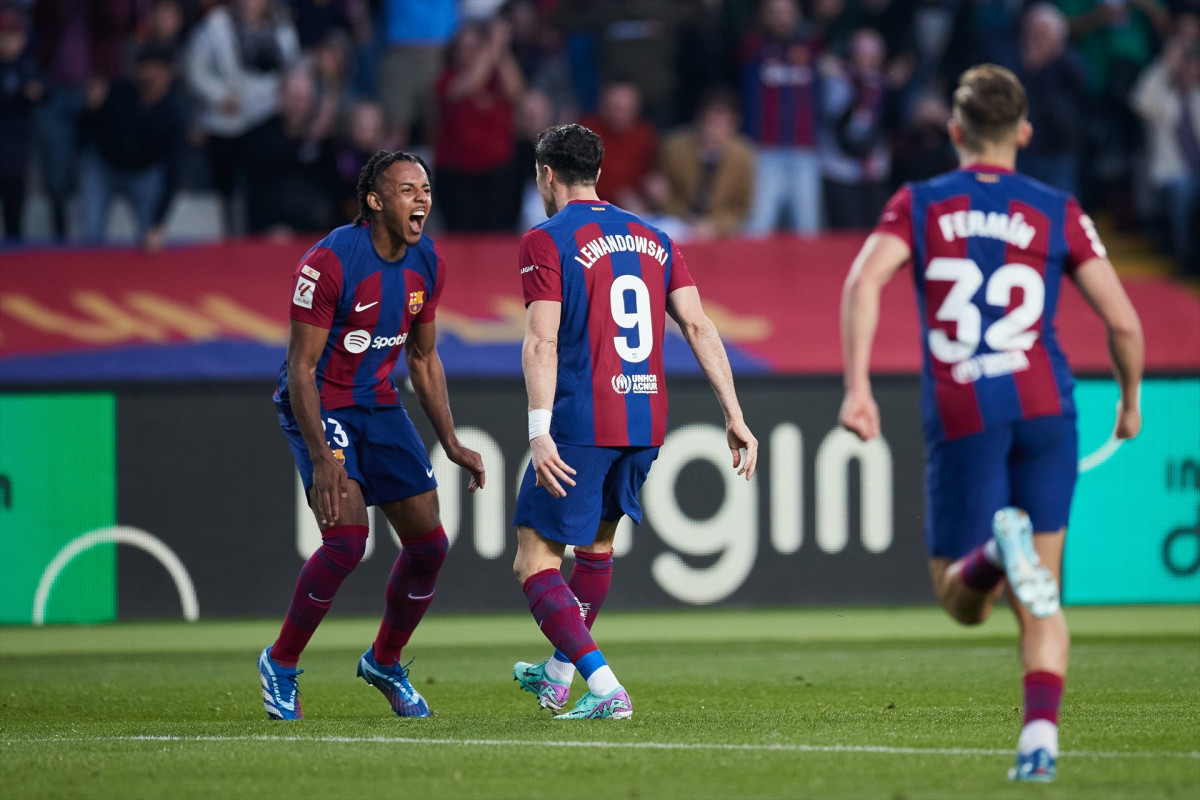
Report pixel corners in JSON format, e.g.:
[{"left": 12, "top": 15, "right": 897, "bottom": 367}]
[
  {"left": 890, "top": 92, "right": 958, "bottom": 186},
  {"left": 133, "top": 0, "right": 190, "bottom": 55},
  {"left": 841, "top": 63, "right": 1144, "bottom": 784},
  {"left": 740, "top": 0, "right": 824, "bottom": 235},
  {"left": 821, "top": 28, "right": 893, "bottom": 230},
  {"left": 0, "top": 5, "right": 40, "bottom": 242},
  {"left": 504, "top": 0, "right": 577, "bottom": 118},
  {"left": 1131, "top": 20, "right": 1200, "bottom": 275},
  {"left": 579, "top": 81, "right": 659, "bottom": 208},
  {"left": 1059, "top": 0, "right": 1170, "bottom": 224},
  {"left": 185, "top": 0, "right": 300, "bottom": 236},
  {"left": 259, "top": 150, "right": 485, "bottom": 721},
  {"left": 433, "top": 17, "right": 524, "bottom": 232},
  {"left": 658, "top": 88, "right": 755, "bottom": 240},
  {"left": 78, "top": 43, "right": 186, "bottom": 248},
  {"left": 1016, "top": 4, "right": 1087, "bottom": 194},
  {"left": 511, "top": 122, "right": 757, "bottom": 720},
  {"left": 31, "top": 0, "right": 139, "bottom": 240},
  {"left": 378, "top": 0, "right": 457, "bottom": 148},
  {"left": 243, "top": 66, "right": 337, "bottom": 234},
  {"left": 310, "top": 28, "right": 355, "bottom": 144},
  {"left": 334, "top": 99, "right": 387, "bottom": 224},
  {"left": 514, "top": 87, "right": 554, "bottom": 231},
  {"left": 552, "top": 0, "right": 690, "bottom": 126}
]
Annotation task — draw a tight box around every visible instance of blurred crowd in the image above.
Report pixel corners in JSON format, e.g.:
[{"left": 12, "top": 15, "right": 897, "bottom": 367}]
[{"left": 0, "top": 0, "right": 1196, "bottom": 274}]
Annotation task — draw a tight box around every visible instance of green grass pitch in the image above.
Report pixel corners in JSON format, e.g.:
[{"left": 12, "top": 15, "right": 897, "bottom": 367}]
[{"left": 2, "top": 606, "right": 1198, "bottom": 799}]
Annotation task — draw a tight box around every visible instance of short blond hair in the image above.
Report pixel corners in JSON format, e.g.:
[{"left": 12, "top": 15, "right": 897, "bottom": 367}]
[{"left": 953, "top": 64, "right": 1028, "bottom": 152}]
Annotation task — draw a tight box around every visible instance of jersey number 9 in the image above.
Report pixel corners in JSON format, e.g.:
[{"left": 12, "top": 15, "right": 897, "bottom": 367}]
[{"left": 610, "top": 274, "right": 653, "bottom": 363}]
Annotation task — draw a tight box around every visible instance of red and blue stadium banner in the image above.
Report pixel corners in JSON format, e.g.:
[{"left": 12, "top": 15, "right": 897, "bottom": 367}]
[{"left": 3, "top": 235, "right": 1198, "bottom": 382}]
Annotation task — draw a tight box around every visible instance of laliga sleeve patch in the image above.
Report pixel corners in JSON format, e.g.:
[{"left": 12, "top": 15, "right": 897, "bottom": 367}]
[{"left": 293, "top": 277, "right": 316, "bottom": 309}]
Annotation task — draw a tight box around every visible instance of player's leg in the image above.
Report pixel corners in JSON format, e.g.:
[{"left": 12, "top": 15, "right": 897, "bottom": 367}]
[
  {"left": 1005, "top": 529, "right": 1068, "bottom": 781},
  {"left": 539, "top": 519, "right": 619, "bottom": 692},
  {"left": 1004, "top": 415, "right": 1077, "bottom": 781},
  {"left": 924, "top": 428, "right": 1011, "bottom": 624},
  {"left": 543, "top": 446, "right": 657, "bottom": 685},
  {"left": 260, "top": 407, "right": 370, "bottom": 720},
  {"left": 512, "top": 446, "right": 632, "bottom": 719},
  {"left": 354, "top": 407, "right": 444, "bottom": 717}
]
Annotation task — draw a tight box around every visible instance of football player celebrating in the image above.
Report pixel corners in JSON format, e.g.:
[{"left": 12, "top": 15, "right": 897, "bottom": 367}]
[
  {"left": 259, "top": 151, "right": 485, "bottom": 720},
  {"left": 840, "top": 65, "right": 1143, "bottom": 780},
  {"left": 511, "top": 123, "right": 758, "bottom": 719}
]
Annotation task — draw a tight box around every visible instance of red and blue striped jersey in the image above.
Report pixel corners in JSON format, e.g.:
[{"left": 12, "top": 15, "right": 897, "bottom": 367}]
[
  {"left": 274, "top": 224, "right": 444, "bottom": 410},
  {"left": 520, "top": 200, "right": 695, "bottom": 447},
  {"left": 740, "top": 32, "right": 819, "bottom": 148},
  {"left": 874, "top": 166, "right": 1107, "bottom": 442}
]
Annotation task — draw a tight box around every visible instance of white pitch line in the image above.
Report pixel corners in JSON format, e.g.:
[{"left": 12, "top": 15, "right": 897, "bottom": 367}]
[{"left": 6, "top": 735, "right": 1198, "bottom": 760}]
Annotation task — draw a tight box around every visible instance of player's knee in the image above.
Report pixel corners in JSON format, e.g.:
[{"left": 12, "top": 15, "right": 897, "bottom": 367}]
[
  {"left": 402, "top": 527, "right": 449, "bottom": 574},
  {"left": 320, "top": 527, "right": 369, "bottom": 573}
]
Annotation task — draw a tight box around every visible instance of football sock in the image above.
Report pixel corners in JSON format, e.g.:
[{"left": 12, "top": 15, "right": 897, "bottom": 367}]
[
  {"left": 524, "top": 568, "right": 617, "bottom": 686},
  {"left": 544, "top": 655, "right": 575, "bottom": 683},
  {"left": 552, "top": 548, "right": 614, "bottom": 669},
  {"left": 959, "top": 539, "right": 1006, "bottom": 592},
  {"left": 1018, "top": 719, "right": 1059, "bottom": 758},
  {"left": 372, "top": 525, "right": 449, "bottom": 665},
  {"left": 1020, "top": 671, "right": 1064, "bottom": 756},
  {"left": 271, "top": 525, "right": 368, "bottom": 667}
]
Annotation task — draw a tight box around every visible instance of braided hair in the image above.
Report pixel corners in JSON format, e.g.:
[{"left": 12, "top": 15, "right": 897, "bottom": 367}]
[{"left": 352, "top": 150, "right": 432, "bottom": 227}]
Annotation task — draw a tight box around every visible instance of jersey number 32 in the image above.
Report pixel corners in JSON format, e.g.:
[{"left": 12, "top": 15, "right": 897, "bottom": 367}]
[{"left": 926, "top": 257, "right": 1044, "bottom": 363}]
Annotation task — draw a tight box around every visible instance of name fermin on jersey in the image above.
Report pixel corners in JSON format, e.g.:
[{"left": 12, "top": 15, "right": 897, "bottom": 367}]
[{"left": 875, "top": 167, "right": 1106, "bottom": 441}]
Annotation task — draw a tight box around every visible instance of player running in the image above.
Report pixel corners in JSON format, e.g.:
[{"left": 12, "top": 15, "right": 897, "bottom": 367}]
[
  {"left": 510, "top": 123, "right": 758, "bottom": 720},
  {"left": 839, "top": 65, "right": 1144, "bottom": 780},
  {"left": 258, "top": 151, "right": 485, "bottom": 721}
]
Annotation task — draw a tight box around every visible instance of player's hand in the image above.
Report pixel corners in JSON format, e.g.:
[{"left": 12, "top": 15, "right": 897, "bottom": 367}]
[
  {"left": 1114, "top": 402, "right": 1141, "bottom": 440},
  {"left": 839, "top": 390, "right": 881, "bottom": 441},
  {"left": 448, "top": 443, "right": 486, "bottom": 492},
  {"left": 530, "top": 434, "right": 576, "bottom": 498},
  {"left": 727, "top": 420, "right": 758, "bottom": 480},
  {"left": 311, "top": 455, "right": 349, "bottom": 526}
]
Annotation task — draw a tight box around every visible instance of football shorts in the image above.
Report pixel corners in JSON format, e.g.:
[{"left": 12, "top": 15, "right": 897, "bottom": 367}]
[
  {"left": 513, "top": 443, "right": 659, "bottom": 546},
  {"left": 279, "top": 402, "right": 437, "bottom": 507},
  {"left": 924, "top": 414, "right": 1077, "bottom": 559}
]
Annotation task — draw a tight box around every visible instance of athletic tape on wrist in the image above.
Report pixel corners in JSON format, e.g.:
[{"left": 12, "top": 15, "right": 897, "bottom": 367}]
[{"left": 528, "top": 408, "right": 552, "bottom": 440}]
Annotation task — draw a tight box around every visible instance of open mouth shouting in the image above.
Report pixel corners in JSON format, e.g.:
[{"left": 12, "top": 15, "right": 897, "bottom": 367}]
[{"left": 408, "top": 208, "right": 427, "bottom": 236}]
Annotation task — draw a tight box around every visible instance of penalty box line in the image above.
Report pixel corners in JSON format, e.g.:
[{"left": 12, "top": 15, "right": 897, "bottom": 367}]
[{"left": 8, "top": 735, "right": 1200, "bottom": 760}]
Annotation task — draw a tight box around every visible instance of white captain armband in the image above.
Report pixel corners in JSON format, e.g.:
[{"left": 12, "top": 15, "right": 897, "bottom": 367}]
[{"left": 528, "top": 409, "right": 552, "bottom": 440}]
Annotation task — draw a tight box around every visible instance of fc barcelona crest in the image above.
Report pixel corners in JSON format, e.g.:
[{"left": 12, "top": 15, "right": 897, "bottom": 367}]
[{"left": 408, "top": 290, "right": 425, "bottom": 315}]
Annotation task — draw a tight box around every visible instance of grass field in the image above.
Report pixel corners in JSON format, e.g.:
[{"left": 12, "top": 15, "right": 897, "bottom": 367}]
[{"left": 1, "top": 606, "right": 1198, "bottom": 800}]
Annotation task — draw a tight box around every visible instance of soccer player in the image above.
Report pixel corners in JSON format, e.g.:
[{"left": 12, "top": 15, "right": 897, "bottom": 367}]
[
  {"left": 511, "top": 123, "right": 759, "bottom": 719},
  {"left": 258, "top": 151, "right": 486, "bottom": 721},
  {"left": 839, "top": 65, "right": 1144, "bottom": 780}
]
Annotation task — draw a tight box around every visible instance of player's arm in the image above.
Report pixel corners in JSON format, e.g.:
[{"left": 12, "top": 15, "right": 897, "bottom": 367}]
[
  {"left": 839, "top": 232, "right": 911, "bottom": 441},
  {"left": 1071, "top": 258, "right": 1145, "bottom": 439},
  {"left": 405, "top": 320, "right": 485, "bottom": 491},
  {"left": 666, "top": 286, "right": 757, "bottom": 479},
  {"left": 523, "top": 299, "right": 576, "bottom": 498},
  {"left": 287, "top": 320, "right": 347, "bottom": 525}
]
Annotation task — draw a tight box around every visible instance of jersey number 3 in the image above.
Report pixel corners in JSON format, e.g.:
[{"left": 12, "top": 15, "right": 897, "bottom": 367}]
[
  {"left": 610, "top": 274, "right": 653, "bottom": 363},
  {"left": 926, "top": 257, "right": 1045, "bottom": 363}
]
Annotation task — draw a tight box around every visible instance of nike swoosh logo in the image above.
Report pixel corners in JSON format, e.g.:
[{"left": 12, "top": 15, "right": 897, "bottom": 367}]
[
  {"left": 407, "top": 591, "right": 435, "bottom": 600},
  {"left": 308, "top": 593, "right": 333, "bottom": 603},
  {"left": 426, "top": 467, "right": 434, "bottom": 477},
  {"left": 355, "top": 301, "right": 379, "bottom": 312}
]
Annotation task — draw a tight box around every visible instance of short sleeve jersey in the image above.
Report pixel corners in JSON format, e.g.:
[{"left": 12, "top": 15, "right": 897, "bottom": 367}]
[
  {"left": 874, "top": 166, "right": 1107, "bottom": 442},
  {"left": 274, "top": 224, "right": 444, "bottom": 410},
  {"left": 520, "top": 200, "right": 696, "bottom": 447}
]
